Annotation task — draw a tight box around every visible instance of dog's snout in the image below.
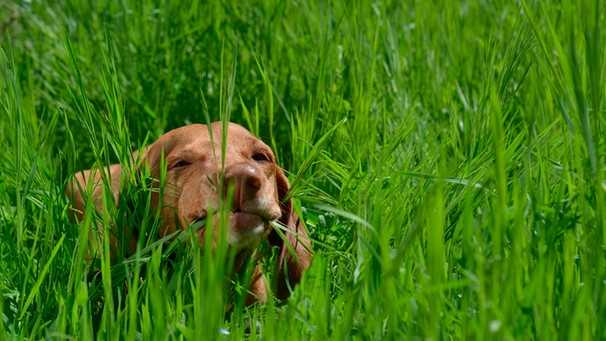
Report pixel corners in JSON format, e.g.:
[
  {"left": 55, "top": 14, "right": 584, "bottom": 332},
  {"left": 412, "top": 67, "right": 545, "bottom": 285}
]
[
  {"left": 226, "top": 163, "right": 263, "bottom": 195},
  {"left": 224, "top": 163, "right": 281, "bottom": 221}
]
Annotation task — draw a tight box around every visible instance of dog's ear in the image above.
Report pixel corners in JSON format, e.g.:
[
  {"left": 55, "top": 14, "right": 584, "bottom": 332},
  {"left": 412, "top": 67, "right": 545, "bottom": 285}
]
[
  {"left": 65, "top": 149, "right": 151, "bottom": 257},
  {"left": 65, "top": 164, "right": 122, "bottom": 222},
  {"left": 65, "top": 163, "right": 123, "bottom": 259},
  {"left": 269, "top": 167, "right": 312, "bottom": 300},
  {"left": 65, "top": 144, "right": 157, "bottom": 219}
]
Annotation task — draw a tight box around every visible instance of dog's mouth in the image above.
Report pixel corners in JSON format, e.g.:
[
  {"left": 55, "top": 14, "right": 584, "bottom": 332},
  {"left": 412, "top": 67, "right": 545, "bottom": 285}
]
[{"left": 191, "top": 210, "right": 274, "bottom": 248}]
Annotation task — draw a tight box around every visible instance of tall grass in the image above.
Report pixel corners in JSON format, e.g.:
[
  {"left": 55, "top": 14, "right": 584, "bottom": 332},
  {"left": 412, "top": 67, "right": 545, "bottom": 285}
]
[{"left": 1, "top": 0, "right": 605, "bottom": 339}]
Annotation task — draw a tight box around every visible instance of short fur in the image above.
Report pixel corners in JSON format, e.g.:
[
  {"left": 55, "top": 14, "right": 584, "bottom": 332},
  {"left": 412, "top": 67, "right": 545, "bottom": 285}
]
[{"left": 65, "top": 122, "right": 312, "bottom": 303}]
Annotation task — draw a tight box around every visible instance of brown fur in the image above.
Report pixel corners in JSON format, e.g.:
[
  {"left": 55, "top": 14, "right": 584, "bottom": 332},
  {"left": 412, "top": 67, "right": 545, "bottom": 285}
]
[{"left": 65, "top": 122, "right": 312, "bottom": 303}]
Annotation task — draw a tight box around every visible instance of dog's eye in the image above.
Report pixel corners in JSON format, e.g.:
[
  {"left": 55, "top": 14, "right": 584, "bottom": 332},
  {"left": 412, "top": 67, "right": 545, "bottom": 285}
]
[
  {"left": 171, "top": 160, "right": 191, "bottom": 169},
  {"left": 252, "top": 152, "right": 270, "bottom": 162}
]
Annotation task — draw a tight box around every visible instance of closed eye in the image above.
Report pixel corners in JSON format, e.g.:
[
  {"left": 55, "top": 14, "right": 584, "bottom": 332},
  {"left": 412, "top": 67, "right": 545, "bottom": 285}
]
[
  {"left": 171, "top": 159, "right": 191, "bottom": 169},
  {"left": 252, "top": 152, "right": 270, "bottom": 162}
]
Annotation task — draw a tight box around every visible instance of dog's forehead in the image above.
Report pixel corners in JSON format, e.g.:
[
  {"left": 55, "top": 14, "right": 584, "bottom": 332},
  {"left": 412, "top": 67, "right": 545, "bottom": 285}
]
[{"left": 156, "top": 122, "right": 265, "bottom": 153}]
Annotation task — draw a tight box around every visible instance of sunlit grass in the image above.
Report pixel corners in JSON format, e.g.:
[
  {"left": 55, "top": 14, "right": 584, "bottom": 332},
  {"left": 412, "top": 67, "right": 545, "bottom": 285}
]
[{"left": 1, "top": 0, "right": 605, "bottom": 339}]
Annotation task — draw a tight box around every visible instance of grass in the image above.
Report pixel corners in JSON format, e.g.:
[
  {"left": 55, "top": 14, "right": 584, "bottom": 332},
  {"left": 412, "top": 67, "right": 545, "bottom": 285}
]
[{"left": 1, "top": 0, "right": 605, "bottom": 339}]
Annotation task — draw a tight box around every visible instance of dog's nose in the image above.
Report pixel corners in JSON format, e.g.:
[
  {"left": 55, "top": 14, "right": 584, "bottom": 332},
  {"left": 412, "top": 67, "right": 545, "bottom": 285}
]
[
  {"left": 224, "top": 163, "right": 281, "bottom": 221},
  {"left": 225, "top": 163, "right": 262, "bottom": 197}
]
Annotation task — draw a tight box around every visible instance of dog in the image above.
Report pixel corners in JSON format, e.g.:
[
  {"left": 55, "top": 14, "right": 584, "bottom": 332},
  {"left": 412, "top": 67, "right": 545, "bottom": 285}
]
[{"left": 65, "top": 122, "right": 312, "bottom": 303}]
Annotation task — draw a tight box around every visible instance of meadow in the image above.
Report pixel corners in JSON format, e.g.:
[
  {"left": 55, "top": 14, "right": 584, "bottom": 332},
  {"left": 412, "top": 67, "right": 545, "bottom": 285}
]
[{"left": 1, "top": 0, "right": 605, "bottom": 339}]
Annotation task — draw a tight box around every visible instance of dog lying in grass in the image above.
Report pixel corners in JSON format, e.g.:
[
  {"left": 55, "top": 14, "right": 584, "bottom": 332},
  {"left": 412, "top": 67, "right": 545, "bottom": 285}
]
[{"left": 65, "top": 122, "right": 312, "bottom": 304}]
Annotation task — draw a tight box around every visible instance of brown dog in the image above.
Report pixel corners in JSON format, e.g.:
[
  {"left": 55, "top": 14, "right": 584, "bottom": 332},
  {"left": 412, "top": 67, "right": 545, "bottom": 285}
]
[{"left": 65, "top": 122, "right": 312, "bottom": 303}]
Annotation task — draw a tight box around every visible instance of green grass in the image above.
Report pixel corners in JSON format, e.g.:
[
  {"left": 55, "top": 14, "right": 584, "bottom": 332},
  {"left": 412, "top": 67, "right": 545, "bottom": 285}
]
[{"left": 1, "top": 0, "right": 605, "bottom": 339}]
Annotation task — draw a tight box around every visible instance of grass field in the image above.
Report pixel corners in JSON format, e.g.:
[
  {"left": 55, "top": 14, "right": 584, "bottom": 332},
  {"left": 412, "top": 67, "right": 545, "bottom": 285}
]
[{"left": 1, "top": 0, "right": 606, "bottom": 339}]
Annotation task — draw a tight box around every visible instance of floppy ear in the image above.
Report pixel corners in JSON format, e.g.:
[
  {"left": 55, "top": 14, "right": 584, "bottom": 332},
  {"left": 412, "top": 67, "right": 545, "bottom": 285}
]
[
  {"left": 65, "top": 146, "right": 154, "bottom": 249},
  {"left": 64, "top": 144, "right": 159, "bottom": 219},
  {"left": 64, "top": 163, "right": 123, "bottom": 259},
  {"left": 269, "top": 167, "right": 312, "bottom": 300},
  {"left": 65, "top": 164, "right": 122, "bottom": 222}
]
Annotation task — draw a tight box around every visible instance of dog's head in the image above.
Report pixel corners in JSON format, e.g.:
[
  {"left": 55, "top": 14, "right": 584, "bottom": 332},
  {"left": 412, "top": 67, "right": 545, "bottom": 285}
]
[
  {"left": 144, "top": 122, "right": 289, "bottom": 248},
  {"left": 66, "top": 122, "right": 311, "bottom": 299}
]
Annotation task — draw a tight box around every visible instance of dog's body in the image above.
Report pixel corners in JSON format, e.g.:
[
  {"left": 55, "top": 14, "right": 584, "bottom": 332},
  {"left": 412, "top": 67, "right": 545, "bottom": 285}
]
[{"left": 66, "top": 122, "right": 312, "bottom": 303}]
